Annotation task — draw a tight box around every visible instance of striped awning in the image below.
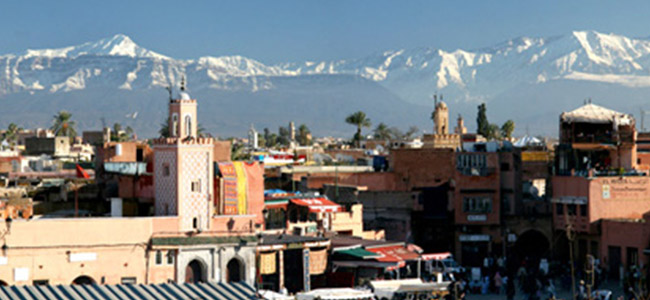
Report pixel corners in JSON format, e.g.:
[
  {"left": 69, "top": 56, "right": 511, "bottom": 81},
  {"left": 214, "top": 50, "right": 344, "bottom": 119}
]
[{"left": 0, "top": 281, "right": 257, "bottom": 300}]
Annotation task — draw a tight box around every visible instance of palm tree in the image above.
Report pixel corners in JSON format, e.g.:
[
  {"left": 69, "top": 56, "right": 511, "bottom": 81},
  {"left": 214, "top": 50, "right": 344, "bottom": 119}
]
[
  {"left": 297, "top": 124, "right": 312, "bottom": 146},
  {"left": 159, "top": 117, "right": 170, "bottom": 138},
  {"left": 345, "top": 111, "right": 371, "bottom": 148},
  {"left": 3, "top": 123, "right": 22, "bottom": 146},
  {"left": 373, "top": 123, "right": 391, "bottom": 140},
  {"left": 50, "top": 111, "right": 77, "bottom": 138}
]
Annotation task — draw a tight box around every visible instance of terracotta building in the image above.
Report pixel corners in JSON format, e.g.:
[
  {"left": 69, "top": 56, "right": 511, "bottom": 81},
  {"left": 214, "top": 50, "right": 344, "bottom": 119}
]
[{"left": 552, "top": 103, "right": 650, "bottom": 278}]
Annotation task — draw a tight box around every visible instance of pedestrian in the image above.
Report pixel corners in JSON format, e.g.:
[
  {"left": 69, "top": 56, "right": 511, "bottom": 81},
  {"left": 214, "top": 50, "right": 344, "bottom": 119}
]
[
  {"left": 578, "top": 280, "right": 586, "bottom": 300},
  {"left": 495, "top": 271, "right": 503, "bottom": 294}
]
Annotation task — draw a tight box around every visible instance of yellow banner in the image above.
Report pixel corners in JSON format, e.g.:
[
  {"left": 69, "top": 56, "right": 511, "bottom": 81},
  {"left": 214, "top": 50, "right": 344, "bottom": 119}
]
[
  {"left": 233, "top": 162, "right": 248, "bottom": 215},
  {"left": 522, "top": 151, "right": 550, "bottom": 162},
  {"left": 309, "top": 249, "right": 328, "bottom": 275},
  {"left": 260, "top": 252, "right": 277, "bottom": 275}
]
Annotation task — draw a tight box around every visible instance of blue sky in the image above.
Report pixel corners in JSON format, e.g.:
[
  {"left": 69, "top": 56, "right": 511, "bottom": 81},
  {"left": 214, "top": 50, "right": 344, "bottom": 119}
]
[{"left": 2, "top": 1, "right": 650, "bottom": 63}]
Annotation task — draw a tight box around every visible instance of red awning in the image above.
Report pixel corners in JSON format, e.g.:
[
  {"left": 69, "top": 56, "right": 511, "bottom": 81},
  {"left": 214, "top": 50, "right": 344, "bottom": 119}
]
[
  {"left": 366, "top": 245, "right": 420, "bottom": 269},
  {"left": 421, "top": 252, "right": 452, "bottom": 261},
  {"left": 290, "top": 198, "right": 342, "bottom": 213}
]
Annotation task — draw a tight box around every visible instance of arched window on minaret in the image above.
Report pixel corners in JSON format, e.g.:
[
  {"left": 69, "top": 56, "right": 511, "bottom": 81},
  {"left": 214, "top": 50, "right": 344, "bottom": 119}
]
[
  {"left": 185, "top": 115, "right": 192, "bottom": 137},
  {"left": 172, "top": 114, "right": 179, "bottom": 137}
]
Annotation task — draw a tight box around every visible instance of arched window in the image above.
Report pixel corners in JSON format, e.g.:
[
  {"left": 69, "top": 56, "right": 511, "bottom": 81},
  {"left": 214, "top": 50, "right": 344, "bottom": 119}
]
[
  {"left": 185, "top": 115, "right": 192, "bottom": 137},
  {"left": 171, "top": 114, "right": 178, "bottom": 137}
]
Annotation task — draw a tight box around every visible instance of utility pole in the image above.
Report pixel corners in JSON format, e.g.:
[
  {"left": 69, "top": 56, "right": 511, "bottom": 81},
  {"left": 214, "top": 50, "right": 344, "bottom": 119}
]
[{"left": 565, "top": 212, "right": 577, "bottom": 300}]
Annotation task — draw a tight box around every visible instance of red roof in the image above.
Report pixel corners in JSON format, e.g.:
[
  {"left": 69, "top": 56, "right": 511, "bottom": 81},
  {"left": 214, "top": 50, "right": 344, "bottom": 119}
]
[
  {"left": 366, "top": 245, "right": 420, "bottom": 268},
  {"left": 421, "top": 252, "right": 452, "bottom": 261},
  {"left": 290, "top": 197, "right": 342, "bottom": 213}
]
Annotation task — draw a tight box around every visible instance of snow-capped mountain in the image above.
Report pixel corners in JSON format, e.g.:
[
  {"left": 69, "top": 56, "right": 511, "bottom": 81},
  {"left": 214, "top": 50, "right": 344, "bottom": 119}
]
[{"left": 2, "top": 30, "right": 650, "bottom": 137}]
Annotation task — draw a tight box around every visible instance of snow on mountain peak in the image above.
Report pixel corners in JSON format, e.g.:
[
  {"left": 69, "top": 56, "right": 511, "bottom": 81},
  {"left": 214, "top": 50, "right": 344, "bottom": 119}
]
[{"left": 19, "top": 34, "right": 169, "bottom": 60}]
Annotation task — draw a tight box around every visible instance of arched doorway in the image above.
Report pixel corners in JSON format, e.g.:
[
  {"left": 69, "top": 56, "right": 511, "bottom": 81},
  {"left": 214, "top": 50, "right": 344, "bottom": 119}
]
[
  {"left": 185, "top": 259, "right": 206, "bottom": 283},
  {"left": 226, "top": 258, "right": 244, "bottom": 282},
  {"left": 0, "top": 280, "right": 7, "bottom": 286},
  {"left": 72, "top": 275, "right": 95, "bottom": 285},
  {"left": 512, "top": 229, "right": 551, "bottom": 268}
]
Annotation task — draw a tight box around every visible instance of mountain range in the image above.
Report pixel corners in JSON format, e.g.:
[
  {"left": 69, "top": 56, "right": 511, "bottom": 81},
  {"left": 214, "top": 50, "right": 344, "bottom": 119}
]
[{"left": 3, "top": 30, "right": 650, "bottom": 138}]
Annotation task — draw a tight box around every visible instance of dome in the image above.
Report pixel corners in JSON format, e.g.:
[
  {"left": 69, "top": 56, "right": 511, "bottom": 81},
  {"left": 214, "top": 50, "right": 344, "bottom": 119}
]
[
  {"left": 179, "top": 91, "right": 191, "bottom": 100},
  {"left": 436, "top": 101, "right": 447, "bottom": 109}
]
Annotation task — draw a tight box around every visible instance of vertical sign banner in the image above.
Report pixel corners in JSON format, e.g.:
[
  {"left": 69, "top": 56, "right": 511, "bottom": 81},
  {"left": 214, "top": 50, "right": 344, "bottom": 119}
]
[
  {"left": 233, "top": 161, "right": 248, "bottom": 215},
  {"left": 218, "top": 162, "right": 238, "bottom": 214},
  {"left": 303, "top": 248, "right": 311, "bottom": 292}
]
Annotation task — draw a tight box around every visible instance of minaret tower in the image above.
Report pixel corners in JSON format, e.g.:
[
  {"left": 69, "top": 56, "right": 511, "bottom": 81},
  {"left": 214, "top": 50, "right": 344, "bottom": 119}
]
[
  {"left": 433, "top": 94, "right": 449, "bottom": 135},
  {"left": 154, "top": 78, "right": 214, "bottom": 231}
]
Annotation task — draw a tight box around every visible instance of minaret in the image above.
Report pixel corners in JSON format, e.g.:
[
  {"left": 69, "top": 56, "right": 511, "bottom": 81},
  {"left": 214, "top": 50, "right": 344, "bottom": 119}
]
[
  {"left": 289, "top": 121, "right": 296, "bottom": 142},
  {"left": 455, "top": 114, "right": 467, "bottom": 134},
  {"left": 433, "top": 95, "right": 449, "bottom": 135},
  {"left": 168, "top": 77, "right": 197, "bottom": 138},
  {"left": 248, "top": 124, "right": 259, "bottom": 149},
  {"left": 154, "top": 78, "right": 214, "bottom": 232}
]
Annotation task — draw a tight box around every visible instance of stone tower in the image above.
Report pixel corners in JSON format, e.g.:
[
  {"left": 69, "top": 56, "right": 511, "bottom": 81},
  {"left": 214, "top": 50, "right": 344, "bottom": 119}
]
[
  {"left": 154, "top": 83, "right": 214, "bottom": 232},
  {"left": 433, "top": 98, "right": 449, "bottom": 135},
  {"left": 248, "top": 124, "right": 259, "bottom": 149},
  {"left": 289, "top": 121, "right": 296, "bottom": 141},
  {"left": 455, "top": 114, "right": 467, "bottom": 134}
]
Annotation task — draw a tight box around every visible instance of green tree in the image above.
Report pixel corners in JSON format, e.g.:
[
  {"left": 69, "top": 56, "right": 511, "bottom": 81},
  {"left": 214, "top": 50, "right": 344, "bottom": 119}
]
[
  {"left": 297, "top": 124, "right": 312, "bottom": 146},
  {"left": 373, "top": 123, "right": 392, "bottom": 140},
  {"left": 345, "top": 111, "right": 372, "bottom": 148},
  {"left": 51, "top": 111, "right": 77, "bottom": 138},
  {"left": 159, "top": 117, "right": 170, "bottom": 138},
  {"left": 485, "top": 123, "right": 501, "bottom": 140},
  {"left": 3, "top": 123, "right": 22, "bottom": 146},
  {"left": 111, "top": 123, "right": 133, "bottom": 142},
  {"left": 197, "top": 123, "right": 207, "bottom": 138},
  {"left": 278, "top": 126, "right": 290, "bottom": 146},
  {"left": 477, "top": 103, "right": 489, "bottom": 138},
  {"left": 501, "top": 120, "right": 515, "bottom": 140},
  {"left": 230, "top": 140, "right": 251, "bottom": 161}
]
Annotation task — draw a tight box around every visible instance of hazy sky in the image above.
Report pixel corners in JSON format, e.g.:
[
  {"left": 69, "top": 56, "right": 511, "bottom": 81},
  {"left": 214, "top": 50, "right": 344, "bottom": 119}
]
[{"left": 2, "top": 1, "right": 650, "bottom": 63}]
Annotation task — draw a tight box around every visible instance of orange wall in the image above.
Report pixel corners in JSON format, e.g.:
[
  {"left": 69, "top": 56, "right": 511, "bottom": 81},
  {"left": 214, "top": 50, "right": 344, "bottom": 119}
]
[
  {"left": 454, "top": 153, "right": 500, "bottom": 225},
  {"left": 390, "top": 148, "right": 455, "bottom": 190}
]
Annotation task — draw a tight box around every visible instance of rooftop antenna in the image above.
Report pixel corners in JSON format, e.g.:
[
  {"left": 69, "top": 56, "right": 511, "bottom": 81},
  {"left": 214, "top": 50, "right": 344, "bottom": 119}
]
[
  {"left": 440, "top": 94, "right": 443, "bottom": 101},
  {"left": 433, "top": 93, "right": 438, "bottom": 107}
]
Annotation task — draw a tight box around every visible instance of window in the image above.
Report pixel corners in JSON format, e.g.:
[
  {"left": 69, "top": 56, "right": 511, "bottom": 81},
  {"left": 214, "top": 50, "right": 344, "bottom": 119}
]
[
  {"left": 556, "top": 203, "right": 564, "bottom": 215},
  {"left": 579, "top": 205, "right": 587, "bottom": 217},
  {"left": 500, "top": 163, "right": 510, "bottom": 171},
  {"left": 121, "top": 277, "right": 137, "bottom": 284},
  {"left": 163, "top": 163, "right": 170, "bottom": 176},
  {"left": 462, "top": 197, "right": 492, "bottom": 213},
  {"left": 166, "top": 250, "right": 175, "bottom": 265},
  {"left": 33, "top": 280, "right": 49, "bottom": 285},
  {"left": 193, "top": 217, "right": 198, "bottom": 229},
  {"left": 185, "top": 115, "right": 192, "bottom": 137},
  {"left": 191, "top": 180, "right": 201, "bottom": 192},
  {"left": 172, "top": 114, "right": 178, "bottom": 137},
  {"left": 567, "top": 204, "right": 577, "bottom": 216},
  {"left": 155, "top": 250, "right": 162, "bottom": 265}
]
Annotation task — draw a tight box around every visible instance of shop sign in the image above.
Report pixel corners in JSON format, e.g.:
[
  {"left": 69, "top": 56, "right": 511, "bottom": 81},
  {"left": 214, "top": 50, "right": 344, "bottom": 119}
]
[
  {"left": 467, "top": 215, "right": 487, "bottom": 222},
  {"left": 459, "top": 234, "right": 491, "bottom": 242}
]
